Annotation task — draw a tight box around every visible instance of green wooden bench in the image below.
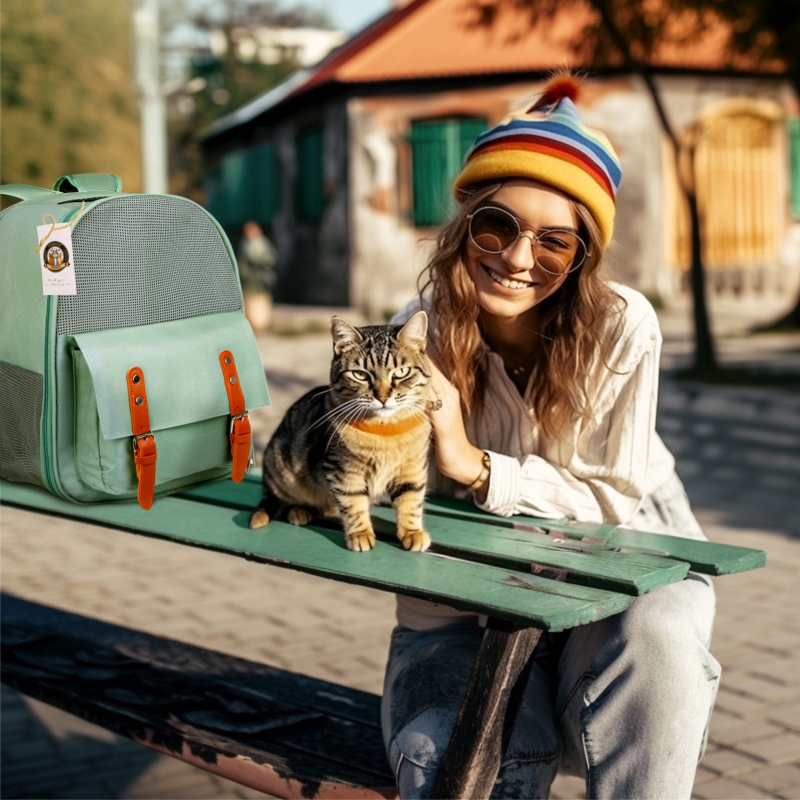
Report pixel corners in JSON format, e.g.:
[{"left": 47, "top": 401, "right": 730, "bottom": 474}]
[{"left": 0, "top": 474, "right": 766, "bottom": 799}]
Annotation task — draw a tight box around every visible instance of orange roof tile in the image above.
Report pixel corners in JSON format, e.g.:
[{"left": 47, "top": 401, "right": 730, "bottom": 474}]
[
  {"left": 301, "top": 0, "right": 783, "bottom": 89},
  {"left": 204, "top": 0, "right": 786, "bottom": 137}
]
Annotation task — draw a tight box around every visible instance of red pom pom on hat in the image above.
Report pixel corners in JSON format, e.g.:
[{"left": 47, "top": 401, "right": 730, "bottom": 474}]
[{"left": 527, "top": 73, "right": 582, "bottom": 113}]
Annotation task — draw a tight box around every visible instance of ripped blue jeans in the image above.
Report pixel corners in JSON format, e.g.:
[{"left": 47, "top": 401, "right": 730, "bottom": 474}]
[{"left": 381, "top": 572, "right": 719, "bottom": 799}]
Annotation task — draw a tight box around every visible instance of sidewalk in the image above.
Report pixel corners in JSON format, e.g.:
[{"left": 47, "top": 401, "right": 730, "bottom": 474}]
[{"left": 2, "top": 294, "right": 800, "bottom": 799}]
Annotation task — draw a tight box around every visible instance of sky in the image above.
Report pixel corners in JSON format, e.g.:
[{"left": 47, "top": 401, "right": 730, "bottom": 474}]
[{"left": 303, "top": 0, "right": 394, "bottom": 33}]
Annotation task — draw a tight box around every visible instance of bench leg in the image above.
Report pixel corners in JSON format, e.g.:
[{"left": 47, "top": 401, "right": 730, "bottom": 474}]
[{"left": 431, "top": 619, "right": 543, "bottom": 800}]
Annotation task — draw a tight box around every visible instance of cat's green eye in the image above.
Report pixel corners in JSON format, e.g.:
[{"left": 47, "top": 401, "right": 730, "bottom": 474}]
[
  {"left": 393, "top": 366, "right": 411, "bottom": 379},
  {"left": 350, "top": 370, "right": 371, "bottom": 382}
]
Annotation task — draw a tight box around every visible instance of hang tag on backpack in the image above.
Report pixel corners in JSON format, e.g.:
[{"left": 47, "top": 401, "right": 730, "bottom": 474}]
[{"left": 37, "top": 221, "right": 77, "bottom": 295}]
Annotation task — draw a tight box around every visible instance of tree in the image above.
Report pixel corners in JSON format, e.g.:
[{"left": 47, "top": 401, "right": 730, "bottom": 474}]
[
  {"left": 588, "top": 0, "right": 718, "bottom": 371},
  {"left": 592, "top": 0, "right": 800, "bottom": 334},
  {"left": 163, "top": 0, "right": 333, "bottom": 200},
  {"left": 0, "top": 0, "right": 141, "bottom": 192},
  {"left": 676, "top": 0, "right": 800, "bottom": 330}
]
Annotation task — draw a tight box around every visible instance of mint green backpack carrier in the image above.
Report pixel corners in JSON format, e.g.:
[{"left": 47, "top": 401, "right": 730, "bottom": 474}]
[{"left": 0, "top": 174, "right": 270, "bottom": 509}]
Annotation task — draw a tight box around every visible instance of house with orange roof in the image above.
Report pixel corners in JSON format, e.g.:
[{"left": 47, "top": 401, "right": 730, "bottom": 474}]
[{"left": 200, "top": 0, "right": 799, "bottom": 316}]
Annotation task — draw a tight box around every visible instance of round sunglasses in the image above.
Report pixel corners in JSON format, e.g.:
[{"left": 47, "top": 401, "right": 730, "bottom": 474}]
[{"left": 467, "top": 206, "right": 589, "bottom": 275}]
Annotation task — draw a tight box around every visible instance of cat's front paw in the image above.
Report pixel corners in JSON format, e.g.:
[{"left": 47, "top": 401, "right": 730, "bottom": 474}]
[
  {"left": 249, "top": 509, "right": 271, "bottom": 529},
  {"left": 345, "top": 531, "right": 376, "bottom": 552},
  {"left": 398, "top": 529, "right": 431, "bottom": 552}
]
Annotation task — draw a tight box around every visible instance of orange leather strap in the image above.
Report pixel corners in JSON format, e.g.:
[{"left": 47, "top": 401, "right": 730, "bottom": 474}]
[
  {"left": 126, "top": 367, "right": 157, "bottom": 510},
  {"left": 219, "top": 350, "right": 251, "bottom": 483}
]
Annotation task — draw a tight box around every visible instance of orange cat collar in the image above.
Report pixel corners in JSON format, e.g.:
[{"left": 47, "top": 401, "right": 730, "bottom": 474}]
[{"left": 347, "top": 416, "right": 426, "bottom": 436}]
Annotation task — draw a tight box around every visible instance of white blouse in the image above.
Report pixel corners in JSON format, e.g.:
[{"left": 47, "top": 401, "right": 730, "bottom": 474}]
[{"left": 392, "top": 282, "right": 677, "bottom": 630}]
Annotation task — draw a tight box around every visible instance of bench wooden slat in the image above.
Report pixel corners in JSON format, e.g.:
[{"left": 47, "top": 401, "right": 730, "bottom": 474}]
[
  {"left": 1, "top": 594, "right": 396, "bottom": 799},
  {"left": 181, "top": 479, "right": 689, "bottom": 596},
  {"left": 182, "top": 474, "right": 766, "bottom": 575},
  {"left": 422, "top": 496, "right": 767, "bottom": 575},
  {"left": 1, "top": 481, "right": 631, "bottom": 631},
  {"left": 370, "top": 507, "right": 688, "bottom": 595}
]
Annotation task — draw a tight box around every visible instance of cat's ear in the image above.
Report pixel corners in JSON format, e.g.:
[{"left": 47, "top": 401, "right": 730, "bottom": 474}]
[
  {"left": 397, "top": 310, "right": 428, "bottom": 351},
  {"left": 331, "top": 316, "right": 364, "bottom": 354}
]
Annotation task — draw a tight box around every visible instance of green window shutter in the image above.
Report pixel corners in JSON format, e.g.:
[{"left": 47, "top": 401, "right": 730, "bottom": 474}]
[
  {"left": 297, "top": 127, "right": 324, "bottom": 221},
  {"left": 252, "top": 142, "right": 279, "bottom": 222},
  {"left": 204, "top": 167, "right": 223, "bottom": 223},
  {"left": 410, "top": 117, "right": 487, "bottom": 227},
  {"left": 790, "top": 118, "right": 800, "bottom": 221},
  {"left": 220, "top": 150, "right": 249, "bottom": 228},
  {"left": 410, "top": 122, "right": 450, "bottom": 227},
  {"left": 459, "top": 118, "right": 488, "bottom": 157},
  {"left": 215, "top": 144, "right": 279, "bottom": 229}
]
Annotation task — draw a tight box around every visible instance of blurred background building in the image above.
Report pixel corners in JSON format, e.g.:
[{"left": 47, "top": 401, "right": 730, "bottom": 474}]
[
  {"left": 199, "top": 0, "right": 800, "bottom": 318},
  {"left": 2, "top": 0, "right": 799, "bottom": 322}
]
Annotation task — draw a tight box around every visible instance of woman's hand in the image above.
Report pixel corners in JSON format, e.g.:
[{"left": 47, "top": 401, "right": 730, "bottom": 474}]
[{"left": 427, "top": 360, "right": 489, "bottom": 495}]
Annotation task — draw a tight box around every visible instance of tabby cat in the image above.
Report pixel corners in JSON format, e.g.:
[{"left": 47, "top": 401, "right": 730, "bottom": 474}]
[{"left": 249, "top": 310, "right": 433, "bottom": 553}]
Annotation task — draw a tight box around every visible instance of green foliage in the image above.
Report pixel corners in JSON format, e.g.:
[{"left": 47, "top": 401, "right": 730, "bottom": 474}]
[
  {"left": 675, "top": 0, "right": 800, "bottom": 90},
  {"left": 167, "top": 54, "right": 297, "bottom": 202},
  {"left": 0, "top": 0, "right": 328, "bottom": 200},
  {"left": 166, "top": 1, "right": 330, "bottom": 201},
  {"left": 191, "top": 56, "right": 297, "bottom": 132},
  {"left": 0, "top": 0, "right": 141, "bottom": 190},
  {"left": 481, "top": 0, "right": 798, "bottom": 85}
]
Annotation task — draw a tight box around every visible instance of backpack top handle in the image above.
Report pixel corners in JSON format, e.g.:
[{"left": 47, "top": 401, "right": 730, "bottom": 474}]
[{"left": 53, "top": 174, "right": 123, "bottom": 193}]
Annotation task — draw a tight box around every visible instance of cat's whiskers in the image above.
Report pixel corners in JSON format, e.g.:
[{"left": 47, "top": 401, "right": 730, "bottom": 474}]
[
  {"left": 306, "top": 397, "right": 364, "bottom": 432},
  {"left": 306, "top": 386, "right": 337, "bottom": 404},
  {"left": 323, "top": 402, "right": 372, "bottom": 450},
  {"left": 319, "top": 400, "right": 372, "bottom": 439}
]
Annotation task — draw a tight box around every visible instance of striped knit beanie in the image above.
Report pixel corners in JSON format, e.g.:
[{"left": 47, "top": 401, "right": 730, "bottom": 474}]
[{"left": 453, "top": 75, "right": 622, "bottom": 245}]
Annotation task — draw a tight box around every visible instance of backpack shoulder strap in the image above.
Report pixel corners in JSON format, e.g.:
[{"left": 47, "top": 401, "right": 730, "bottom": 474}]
[
  {"left": 53, "top": 174, "right": 123, "bottom": 193},
  {"left": 0, "top": 184, "right": 57, "bottom": 202}
]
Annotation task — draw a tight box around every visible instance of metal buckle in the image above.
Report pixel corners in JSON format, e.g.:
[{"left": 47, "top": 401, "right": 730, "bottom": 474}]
[
  {"left": 132, "top": 432, "right": 154, "bottom": 453},
  {"left": 229, "top": 411, "right": 249, "bottom": 434}
]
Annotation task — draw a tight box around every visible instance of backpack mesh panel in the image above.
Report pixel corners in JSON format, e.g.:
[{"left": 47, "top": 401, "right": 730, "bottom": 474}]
[
  {"left": 56, "top": 196, "right": 242, "bottom": 336},
  {"left": 0, "top": 362, "right": 45, "bottom": 487}
]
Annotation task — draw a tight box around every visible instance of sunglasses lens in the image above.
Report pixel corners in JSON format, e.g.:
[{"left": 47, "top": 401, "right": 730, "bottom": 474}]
[
  {"left": 469, "top": 207, "right": 518, "bottom": 253},
  {"left": 534, "top": 231, "right": 586, "bottom": 275}
]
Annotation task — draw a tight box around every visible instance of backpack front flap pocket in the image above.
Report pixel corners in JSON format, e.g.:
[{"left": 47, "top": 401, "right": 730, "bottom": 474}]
[{"left": 70, "top": 311, "right": 270, "bottom": 502}]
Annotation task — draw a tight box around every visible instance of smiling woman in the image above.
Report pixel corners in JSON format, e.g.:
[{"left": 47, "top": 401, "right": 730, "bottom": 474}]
[
  {"left": 382, "top": 73, "right": 719, "bottom": 800},
  {"left": 463, "top": 180, "right": 581, "bottom": 338}
]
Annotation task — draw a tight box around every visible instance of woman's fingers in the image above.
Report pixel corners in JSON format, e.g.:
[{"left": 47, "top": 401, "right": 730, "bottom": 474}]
[
  {"left": 427, "top": 360, "right": 459, "bottom": 406},
  {"left": 423, "top": 360, "right": 484, "bottom": 484}
]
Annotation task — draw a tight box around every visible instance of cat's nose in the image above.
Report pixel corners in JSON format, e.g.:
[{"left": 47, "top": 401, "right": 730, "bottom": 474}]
[{"left": 375, "top": 385, "right": 391, "bottom": 404}]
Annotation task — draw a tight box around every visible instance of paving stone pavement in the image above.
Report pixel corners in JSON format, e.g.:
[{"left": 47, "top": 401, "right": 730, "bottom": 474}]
[{"left": 2, "top": 294, "right": 799, "bottom": 800}]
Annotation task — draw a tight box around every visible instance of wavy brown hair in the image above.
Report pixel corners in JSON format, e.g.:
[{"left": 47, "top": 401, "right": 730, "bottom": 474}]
[{"left": 418, "top": 182, "right": 625, "bottom": 438}]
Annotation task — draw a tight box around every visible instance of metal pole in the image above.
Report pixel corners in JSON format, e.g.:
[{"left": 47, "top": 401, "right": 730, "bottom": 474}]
[{"left": 134, "top": 0, "right": 167, "bottom": 194}]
